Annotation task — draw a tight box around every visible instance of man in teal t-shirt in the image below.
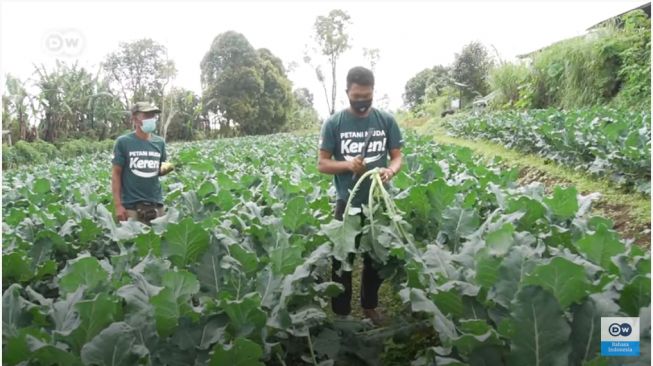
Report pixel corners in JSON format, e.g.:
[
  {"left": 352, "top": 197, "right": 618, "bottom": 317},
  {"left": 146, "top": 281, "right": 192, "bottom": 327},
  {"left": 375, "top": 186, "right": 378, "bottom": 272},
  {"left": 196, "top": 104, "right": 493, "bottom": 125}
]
[
  {"left": 318, "top": 66, "right": 404, "bottom": 325},
  {"left": 112, "top": 102, "right": 172, "bottom": 224}
]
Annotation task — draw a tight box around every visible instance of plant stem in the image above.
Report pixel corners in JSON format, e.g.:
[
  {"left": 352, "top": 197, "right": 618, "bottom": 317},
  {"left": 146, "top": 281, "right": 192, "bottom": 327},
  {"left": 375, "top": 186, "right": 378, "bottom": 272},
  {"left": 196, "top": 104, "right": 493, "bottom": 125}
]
[
  {"left": 368, "top": 172, "right": 378, "bottom": 243},
  {"left": 307, "top": 333, "right": 318, "bottom": 366},
  {"left": 374, "top": 174, "right": 409, "bottom": 243},
  {"left": 276, "top": 352, "right": 288, "bottom": 366},
  {"left": 373, "top": 174, "right": 423, "bottom": 263},
  {"left": 342, "top": 168, "right": 379, "bottom": 227}
]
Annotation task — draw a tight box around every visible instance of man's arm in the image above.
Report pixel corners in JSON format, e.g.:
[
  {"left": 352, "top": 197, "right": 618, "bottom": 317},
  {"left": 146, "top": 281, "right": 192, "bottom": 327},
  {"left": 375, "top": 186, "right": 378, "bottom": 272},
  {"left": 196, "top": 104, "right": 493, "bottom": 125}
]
[
  {"left": 387, "top": 148, "right": 402, "bottom": 175},
  {"left": 112, "top": 165, "right": 127, "bottom": 221},
  {"left": 380, "top": 113, "right": 404, "bottom": 182},
  {"left": 379, "top": 149, "right": 402, "bottom": 182},
  {"left": 159, "top": 141, "right": 173, "bottom": 176},
  {"left": 317, "top": 149, "right": 364, "bottom": 175},
  {"left": 159, "top": 163, "right": 174, "bottom": 176},
  {"left": 159, "top": 148, "right": 174, "bottom": 176},
  {"left": 111, "top": 138, "right": 128, "bottom": 221},
  {"left": 318, "top": 118, "right": 366, "bottom": 175}
]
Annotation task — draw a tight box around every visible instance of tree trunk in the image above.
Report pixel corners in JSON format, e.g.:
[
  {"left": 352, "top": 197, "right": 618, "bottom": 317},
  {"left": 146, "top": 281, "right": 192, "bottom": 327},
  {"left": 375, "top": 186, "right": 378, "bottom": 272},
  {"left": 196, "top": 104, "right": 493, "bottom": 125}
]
[
  {"left": 45, "top": 112, "right": 54, "bottom": 142},
  {"left": 18, "top": 109, "right": 26, "bottom": 141},
  {"left": 162, "top": 110, "right": 176, "bottom": 140},
  {"left": 320, "top": 81, "right": 331, "bottom": 116},
  {"left": 330, "top": 59, "right": 337, "bottom": 115}
]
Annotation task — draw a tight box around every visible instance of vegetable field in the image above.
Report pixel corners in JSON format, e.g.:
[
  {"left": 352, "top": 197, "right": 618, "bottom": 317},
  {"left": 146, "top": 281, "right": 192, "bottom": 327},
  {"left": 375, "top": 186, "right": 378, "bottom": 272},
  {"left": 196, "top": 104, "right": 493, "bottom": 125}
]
[
  {"left": 2, "top": 132, "right": 650, "bottom": 365},
  {"left": 444, "top": 108, "right": 651, "bottom": 194}
]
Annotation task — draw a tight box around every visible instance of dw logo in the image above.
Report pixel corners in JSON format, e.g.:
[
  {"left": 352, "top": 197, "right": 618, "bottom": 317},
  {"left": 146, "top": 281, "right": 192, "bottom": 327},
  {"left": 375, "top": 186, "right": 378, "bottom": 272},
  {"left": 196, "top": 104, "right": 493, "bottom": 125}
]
[
  {"left": 608, "top": 322, "right": 633, "bottom": 337},
  {"left": 601, "top": 317, "right": 640, "bottom": 357}
]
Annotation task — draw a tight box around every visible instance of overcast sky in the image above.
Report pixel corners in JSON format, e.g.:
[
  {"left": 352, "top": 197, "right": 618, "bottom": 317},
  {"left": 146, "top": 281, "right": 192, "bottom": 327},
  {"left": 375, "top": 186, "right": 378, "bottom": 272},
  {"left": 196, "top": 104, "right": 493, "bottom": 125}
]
[{"left": 0, "top": 0, "right": 647, "bottom": 118}]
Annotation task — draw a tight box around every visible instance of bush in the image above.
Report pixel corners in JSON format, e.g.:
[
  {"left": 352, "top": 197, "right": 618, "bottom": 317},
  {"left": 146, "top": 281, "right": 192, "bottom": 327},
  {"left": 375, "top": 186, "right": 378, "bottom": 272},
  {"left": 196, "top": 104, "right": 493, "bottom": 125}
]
[
  {"left": 414, "top": 85, "right": 460, "bottom": 118},
  {"left": 488, "top": 63, "right": 530, "bottom": 108},
  {"left": 59, "top": 139, "right": 85, "bottom": 158},
  {"left": 528, "top": 27, "right": 622, "bottom": 109},
  {"left": 100, "top": 139, "right": 115, "bottom": 151},
  {"left": 487, "top": 10, "right": 650, "bottom": 111},
  {"left": 422, "top": 95, "right": 450, "bottom": 117},
  {"left": 11, "top": 140, "right": 46, "bottom": 166},
  {"left": 59, "top": 138, "right": 115, "bottom": 158},
  {"left": 2, "top": 144, "right": 16, "bottom": 169},
  {"left": 283, "top": 106, "right": 321, "bottom": 133},
  {"left": 612, "top": 10, "right": 651, "bottom": 110},
  {"left": 3, "top": 138, "right": 116, "bottom": 169},
  {"left": 30, "top": 139, "right": 58, "bottom": 160}
]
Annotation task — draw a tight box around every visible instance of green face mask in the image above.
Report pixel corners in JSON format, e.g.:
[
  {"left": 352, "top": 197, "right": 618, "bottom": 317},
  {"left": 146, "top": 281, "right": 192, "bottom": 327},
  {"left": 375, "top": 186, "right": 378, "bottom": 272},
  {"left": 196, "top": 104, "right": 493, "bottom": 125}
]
[{"left": 142, "top": 117, "right": 157, "bottom": 133}]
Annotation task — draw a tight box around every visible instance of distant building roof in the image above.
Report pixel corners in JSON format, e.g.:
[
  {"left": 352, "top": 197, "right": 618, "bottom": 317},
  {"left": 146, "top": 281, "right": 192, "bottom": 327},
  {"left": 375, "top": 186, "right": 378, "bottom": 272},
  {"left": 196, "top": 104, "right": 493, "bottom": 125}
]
[
  {"left": 517, "top": 2, "right": 651, "bottom": 59},
  {"left": 587, "top": 2, "right": 651, "bottom": 30}
]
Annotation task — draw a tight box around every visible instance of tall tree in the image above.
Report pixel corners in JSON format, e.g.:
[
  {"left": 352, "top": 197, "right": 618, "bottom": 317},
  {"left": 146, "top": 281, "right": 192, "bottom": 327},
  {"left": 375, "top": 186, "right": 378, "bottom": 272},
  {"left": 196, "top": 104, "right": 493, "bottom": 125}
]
[
  {"left": 1, "top": 93, "right": 11, "bottom": 143},
  {"left": 3, "top": 74, "right": 33, "bottom": 141},
  {"left": 452, "top": 42, "right": 494, "bottom": 103},
  {"left": 33, "top": 61, "right": 94, "bottom": 141},
  {"left": 403, "top": 65, "right": 450, "bottom": 110},
  {"left": 201, "top": 31, "right": 293, "bottom": 136},
  {"left": 285, "top": 88, "right": 321, "bottom": 132},
  {"left": 162, "top": 87, "right": 202, "bottom": 141},
  {"left": 32, "top": 61, "right": 124, "bottom": 142},
  {"left": 304, "top": 9, "right": 352, "bottom": 115},
  {"left": 361, "top": 47, "right": 391, "bottom": 111},
  {"left": 293, "top": 88, "right": 314, "bottom": 109},
  {"left": 363, "top": 48, "right": 380, "bottom": 73},
  {"left": 255, "top": 48, "right": 293, "bottom": 135},
  {"left": 102, "top": 39, "right": 176, "bottom": 107},
  {"left": 201, "top": 31, "right": 263, "bottom": 136},
  {"left": 88, "top": 77, "right": 127, "bottom": 139}
]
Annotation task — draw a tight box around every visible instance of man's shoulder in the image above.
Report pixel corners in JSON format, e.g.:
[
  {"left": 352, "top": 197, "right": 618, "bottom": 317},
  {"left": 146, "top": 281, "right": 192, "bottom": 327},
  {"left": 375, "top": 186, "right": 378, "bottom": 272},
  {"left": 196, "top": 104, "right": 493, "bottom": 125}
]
[
  {"left": 371, "top": 108, "right": 396, "bottom": 123},
  {"left": 115, "top": 132, "right": 135, "bottom": 144},
  {"left": 150, "top": 134, "right": 166, "bottom": 144},
  {"left": 321, "top": 111, "right": 345, "bottom": 133},
  {"left": 325, "top": 110, "right": 347, "bottom": 125}
]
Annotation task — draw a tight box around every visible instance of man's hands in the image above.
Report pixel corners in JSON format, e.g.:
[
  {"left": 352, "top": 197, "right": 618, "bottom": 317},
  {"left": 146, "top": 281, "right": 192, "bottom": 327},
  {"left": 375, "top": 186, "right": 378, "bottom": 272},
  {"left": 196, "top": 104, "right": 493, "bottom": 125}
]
[
  {"left": 379, "top": 167, "right": 395, "bottom": 183},
  {"left": 160, "top": 162, "right": 175, "bottom": 176},
  {"left": 348, "top": 157, "right": 397, "bottom": 182},
  {"left": 115, "top": 204, "right": 128, "bottom": 221},
  {"left": 318, "top": 149, "right": 401, "bottom": 183},
  {"left": 349, "top": 155, "right": 366, "bottom": 175}
]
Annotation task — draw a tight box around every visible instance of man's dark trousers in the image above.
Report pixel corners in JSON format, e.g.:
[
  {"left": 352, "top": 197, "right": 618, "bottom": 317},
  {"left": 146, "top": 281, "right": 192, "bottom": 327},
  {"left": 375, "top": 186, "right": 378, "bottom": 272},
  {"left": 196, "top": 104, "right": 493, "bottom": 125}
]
[{"left": 331, "top": 199, "right": 384, "bottom": 315}]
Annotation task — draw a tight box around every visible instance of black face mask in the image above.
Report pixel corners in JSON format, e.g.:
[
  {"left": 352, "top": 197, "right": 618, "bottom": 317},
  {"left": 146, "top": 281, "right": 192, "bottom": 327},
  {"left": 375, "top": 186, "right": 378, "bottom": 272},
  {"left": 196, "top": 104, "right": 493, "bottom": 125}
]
[{"left": 350, "top": 99, "right": 372, "bottom": 114}]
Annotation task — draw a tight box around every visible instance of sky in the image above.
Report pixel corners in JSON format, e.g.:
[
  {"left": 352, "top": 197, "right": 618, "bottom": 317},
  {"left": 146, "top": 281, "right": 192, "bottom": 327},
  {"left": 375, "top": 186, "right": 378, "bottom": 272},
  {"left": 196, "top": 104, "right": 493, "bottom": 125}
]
[{"left": 0, "top": 0, "right": 648, "bottom": 119}]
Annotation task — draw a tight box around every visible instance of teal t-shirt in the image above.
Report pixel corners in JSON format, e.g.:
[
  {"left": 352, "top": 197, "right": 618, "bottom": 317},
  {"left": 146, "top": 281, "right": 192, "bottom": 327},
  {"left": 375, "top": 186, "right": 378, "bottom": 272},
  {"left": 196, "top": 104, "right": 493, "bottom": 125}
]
[
  {"left": 111, "top": 132, "right": 167, "bottom": 208},
  {"left": 319, "top": 108, "right": 404, "bottom": 207}
]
